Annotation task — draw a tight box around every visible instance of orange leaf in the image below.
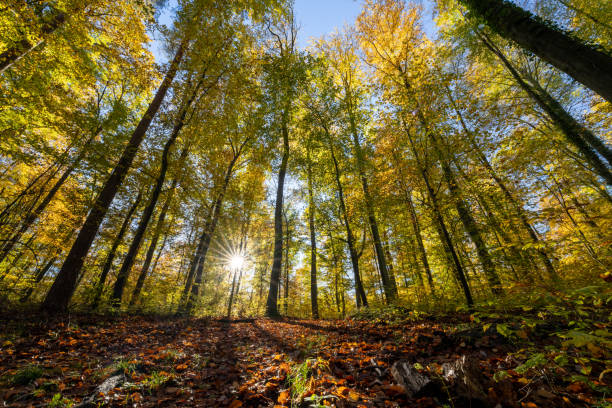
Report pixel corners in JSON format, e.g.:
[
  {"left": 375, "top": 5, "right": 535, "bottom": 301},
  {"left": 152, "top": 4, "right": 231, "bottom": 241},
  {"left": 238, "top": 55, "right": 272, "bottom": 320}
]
[
  {"left": 567, "top": 382, "right": 585, "bottom": 393},
  {"left": 277, "top": 390, "right": 290, "bottom": 405},
  {"left": 175, "top": 363, "right": 188, "bottom": 371},
  {"left": 228, "top": 400, "right": 242, "bottom": 408}
]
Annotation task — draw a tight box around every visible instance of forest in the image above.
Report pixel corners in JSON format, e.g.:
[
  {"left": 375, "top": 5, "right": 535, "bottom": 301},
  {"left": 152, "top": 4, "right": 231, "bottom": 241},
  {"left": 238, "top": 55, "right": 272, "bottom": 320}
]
[{"left": 0, "top": 0, "right": 610, "bottom": 406}]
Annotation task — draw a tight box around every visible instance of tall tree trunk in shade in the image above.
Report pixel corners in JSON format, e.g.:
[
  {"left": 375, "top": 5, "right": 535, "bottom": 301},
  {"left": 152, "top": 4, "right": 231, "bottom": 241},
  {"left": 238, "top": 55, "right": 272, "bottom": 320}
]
[
  {"left": 460, "top": 0, "right": 612, "bottom": 103},
  {"left": 265, "top": 116, "right": 290, "bottom": 317},
  {"left": 435, "top": 144, "right": 503, "bottom": 295},
  {"left": 112, "top": 66, "right": 212, "bottom": 307},
  {"left": 306, "top": 148, "right": 319, "bottom": 318},
  {"left": 391, "top": 150, "right": 435, "bottom": 293},
  {"left": 227, "top": 270, "right": 238, "bottom": 318},
  {"left": 347, "top": 109, "right": 397, "bottom": 302},
  {"left": 401, "top": 74, "right": 502, "bottom": 295},
  {"left": 444, "top": 81, "right": 560, "bottom": 281},
  {"left": 91, "top": 191, "right": 143, "bottom": 309},
  {"left": 402, "top": 121, "right": 474, "bottom": 307},
  {"left": 283, "top": 210, "right": 290, "bottom": 315},
  {"left": 129, "top": 145, "right": 189, "bottom": 307},
  {"left": 182, "top": 154, "right": 240, "bottom": 315},
  {"left": 325, "top": 127, "right": 368, "bottom": 308},
  {"left": 41, "top": 40, "right": 186, "bottom": 313},
  {"left": 477, "top": 32, "right": 612, "bottom": 186}
]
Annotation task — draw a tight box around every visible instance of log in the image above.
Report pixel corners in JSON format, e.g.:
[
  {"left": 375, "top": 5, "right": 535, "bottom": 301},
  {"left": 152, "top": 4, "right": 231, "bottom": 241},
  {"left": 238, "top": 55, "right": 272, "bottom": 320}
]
[
  {"left": 442, "top": 355, "right": 488, "bottom": 401},
  {"left": 390, "top": 360, "right": 436, "bottom": 397},
  {"left": 73, "top": 374, "right": 124, "bottom": 407}
]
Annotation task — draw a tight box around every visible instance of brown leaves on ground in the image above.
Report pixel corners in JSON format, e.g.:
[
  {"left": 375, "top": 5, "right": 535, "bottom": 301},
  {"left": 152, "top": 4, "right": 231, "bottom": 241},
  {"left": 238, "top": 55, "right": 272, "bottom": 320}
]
[{"left": 0, "top": 314, "right": 608, "bottom": 407}]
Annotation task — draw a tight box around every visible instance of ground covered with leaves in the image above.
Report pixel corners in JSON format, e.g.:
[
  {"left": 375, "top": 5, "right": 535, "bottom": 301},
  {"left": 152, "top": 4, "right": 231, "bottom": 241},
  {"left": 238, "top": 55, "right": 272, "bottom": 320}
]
[{"left": 0, "top": 307, "right": 610, "bottom": 407}]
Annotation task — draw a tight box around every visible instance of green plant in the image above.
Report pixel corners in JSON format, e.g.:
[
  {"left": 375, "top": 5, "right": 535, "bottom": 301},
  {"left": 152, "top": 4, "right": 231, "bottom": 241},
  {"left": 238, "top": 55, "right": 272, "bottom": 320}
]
[
  {"left": 113, "top": 357, "right": 140, "bottom": 375},
  {"left": 11, "top": 365, "right": 43, "bottom": 385},
  {"left": 142, "top": 371, "right": 173, "bottom": 392},
  {"left": 287, "top": 358, "right": 329, "bottom": 406},
  {"left": 48, "top": 393, "right": 73, "bottom": 408}
]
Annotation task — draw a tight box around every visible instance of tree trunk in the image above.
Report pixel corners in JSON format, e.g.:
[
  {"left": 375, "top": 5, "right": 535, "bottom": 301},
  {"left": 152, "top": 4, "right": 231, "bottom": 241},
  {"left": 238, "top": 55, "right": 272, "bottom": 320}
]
[
  {"left": 307, "top": 151, "right": 319, "bottom": 318},
  {"left": 265, "top": 116, "right": 290, "bottom": 317},
  {"left": 41, "top": 40, "right": 186, "bottom": 313},
  {"left": 348, "top": 115, "right": 397, "bottom": 302},
  {"left": 326, "top": 129, "right": 368, "bottom": 308},
  {"left": 129, "top": 146, "right": 188, "bottom": 307},
  {"left": 478, "top": 31, "right": 612, "bottom": 186},
  {"left": 392, "top": 151, "right": 435, "bottom": 293},
  {"left": 402, "top": 120, "right": 473, "bottom": 307},
  {"left": 182, "top": 155, "right": 238, "bottom": 315},
  {"left": 438, "top": 153, "right": 503, "bottom": 294},
  {"left": 227, "top": 271, "right": 238, "bottom": 318},
  {"left": 450, "top": 91, "right": 559, "bottom": 281},
  {"left": 91, "top": 191, "right": 142, "bottom": 309},
  {"left": 461, "top": 0, "right": 612, "bottom": 103},
  {"left": 403, "top": 74, "right": 501, "bottom": 295},
  {"left": 283, "top": 210, "right": 290, "bottom": 316}
]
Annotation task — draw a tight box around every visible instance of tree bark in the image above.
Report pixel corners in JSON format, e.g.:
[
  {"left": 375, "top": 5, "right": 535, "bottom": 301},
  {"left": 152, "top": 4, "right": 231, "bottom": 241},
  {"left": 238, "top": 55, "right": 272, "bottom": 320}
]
[
  {"left": 306, "top": 149, "right": 319, "bottom": 318},
  {"left": 91, "top": 190, "right": 143, "bottom": 309},
  {"left": 182, "top": 154, "right": 239, "bottom": 315},
  {"left": 129, "top": 145, "right": 188, "bottom": 307},
  {"left": 41, "top": 40, "right": 186, "bottom": 313},
  {"left": 478, "top": 31, "right": 612, "bottom": 185},
  {"left": 326, "top": 130, "right": 368, "bottom": 308},
  {"left": 461, "top": 0, "right": 612, "bottom": 103},
  {"left": 438, "top": 150, "right": 503, "bottom": 294},
  {"left": 348, "top": 112, "right": 397, "bottom": 303},
  {"left": 391, "top": 150, "right": 435, "bottom": 293},
  {"left": 402, "top": 120, "right": 474, "bottom": 307},
  {"left": 265, "top": 116, "right": 290, "bottom": 317}
]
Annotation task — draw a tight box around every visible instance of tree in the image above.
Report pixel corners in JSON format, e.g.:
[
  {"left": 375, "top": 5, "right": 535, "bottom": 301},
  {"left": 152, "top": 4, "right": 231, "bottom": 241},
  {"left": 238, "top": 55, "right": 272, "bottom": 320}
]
[{"left": 457, "top": 0, "right": 612, "bottom": 103}]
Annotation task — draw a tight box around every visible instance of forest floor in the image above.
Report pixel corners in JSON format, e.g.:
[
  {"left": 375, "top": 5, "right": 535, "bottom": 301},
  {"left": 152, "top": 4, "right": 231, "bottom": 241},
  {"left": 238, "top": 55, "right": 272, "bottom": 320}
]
[{"left": 0, "top": 312, "right": 610, "bottom": 407}]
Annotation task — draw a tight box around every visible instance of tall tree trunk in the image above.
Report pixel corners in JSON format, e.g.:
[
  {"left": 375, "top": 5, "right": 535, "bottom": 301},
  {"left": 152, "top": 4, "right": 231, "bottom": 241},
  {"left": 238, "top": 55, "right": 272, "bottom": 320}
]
[
  {"left": 448, "top": 90, "right": 558, "bottom": 281},
  {"left": 460, "top": 0, "right": 612, "bottom": 102},
  {"left": 283, "top": 210, "right": 290, "bottom": 316},
  {"left": 437, "top": 150, "right": 503, "bottom": 294},
  {"left": 265, "top": 116, "right": 290, "bottom": 317},
  {"left": 403, "top": 120, "right": 474, "bottom": 307},
  {"left": 348, "top": 113, "right": 397, "bottom": 302},
  {"left": 41, "top": 40, "right": 186, "bottom": 313},
  {"left": 391, "top": 151, "right": 435, "bottom": 293},
  {"left": 478, "top": 32, "right": 612, "bottom": 185},
  {"left": 227, "top": 271, "right": 238, "bottom": 318},
  {"left": 91, "top": 191, "right": 143, "bottom": 309},
  {"left": 326, "top": 129, "right": 368, "bottom": 308},
  {"left": 129, "top": 146, "right": 188, "bottom": 307},
  {"left": 111, "top": 72, "right": 203, "bottom": 306},
  {"left": 307, "top": 149, "right": 319, "bottom": 318},
  {"left": 402, "top": 73, "right": 502, "bottom": 295},
  {"left": 182, "top": 155, "right": 239, "bottom": 314}
]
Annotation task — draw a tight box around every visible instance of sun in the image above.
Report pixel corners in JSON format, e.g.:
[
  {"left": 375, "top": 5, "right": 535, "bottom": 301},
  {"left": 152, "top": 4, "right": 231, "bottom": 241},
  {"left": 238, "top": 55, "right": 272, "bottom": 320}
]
[{"left": 229, "top": 254, "right": 245, "bottom": 270}]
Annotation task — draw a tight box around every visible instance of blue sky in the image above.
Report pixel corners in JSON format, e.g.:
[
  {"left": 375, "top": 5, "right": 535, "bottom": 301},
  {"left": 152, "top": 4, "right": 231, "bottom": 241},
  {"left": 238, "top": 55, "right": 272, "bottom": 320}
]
[
  {"left": 294, "top": 0, "right": 363, "bottom": 47},
  {"left": 150, "top": 1, "right": 437, "bottom": 62}
]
